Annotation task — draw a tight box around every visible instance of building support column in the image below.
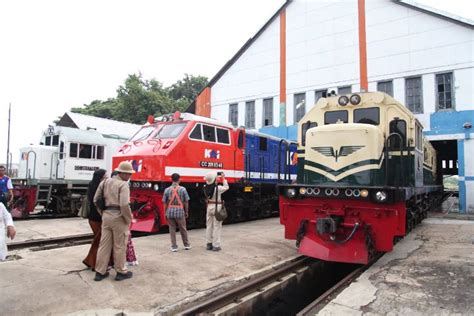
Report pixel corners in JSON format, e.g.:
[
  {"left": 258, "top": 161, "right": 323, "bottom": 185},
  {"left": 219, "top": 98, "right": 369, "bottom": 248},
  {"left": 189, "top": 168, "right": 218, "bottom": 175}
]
[
  {"left": 279, "top": 9, "right": 286, "bottom": 126},
  {"left": 357, "top": 0, "right": 368, "bottom": 91},
  {"left": 457, "top": 139, "right": 466, "bottom": 213}
]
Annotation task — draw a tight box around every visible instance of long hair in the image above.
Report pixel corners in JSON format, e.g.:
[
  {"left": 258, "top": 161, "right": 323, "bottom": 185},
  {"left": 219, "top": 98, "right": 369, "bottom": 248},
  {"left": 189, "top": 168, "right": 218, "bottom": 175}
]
[
  {"left": 88, "top": 169, "right": 107, "bottom": 196},
  {"left": 204, "top": 183, "right": 216, "bottom": 200}
]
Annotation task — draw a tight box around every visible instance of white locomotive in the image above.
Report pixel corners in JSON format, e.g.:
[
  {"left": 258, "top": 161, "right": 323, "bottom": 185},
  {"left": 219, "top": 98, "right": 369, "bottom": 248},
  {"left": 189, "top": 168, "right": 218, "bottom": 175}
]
[{"left": 11, "top": 112, "right": 140, "bottom": 218}]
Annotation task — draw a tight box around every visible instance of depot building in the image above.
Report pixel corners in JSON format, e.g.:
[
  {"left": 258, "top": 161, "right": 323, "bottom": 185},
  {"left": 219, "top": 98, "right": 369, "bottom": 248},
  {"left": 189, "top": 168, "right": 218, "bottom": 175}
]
[{"left": 188, "top": 0, "right": 474, "bottom": 213}]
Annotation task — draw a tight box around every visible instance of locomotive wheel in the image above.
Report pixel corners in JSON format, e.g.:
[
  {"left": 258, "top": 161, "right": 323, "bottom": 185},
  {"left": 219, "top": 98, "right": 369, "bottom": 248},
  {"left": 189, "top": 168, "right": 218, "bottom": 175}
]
[{"left": 48, "top": 195, "right": 65, "bottom": 214}]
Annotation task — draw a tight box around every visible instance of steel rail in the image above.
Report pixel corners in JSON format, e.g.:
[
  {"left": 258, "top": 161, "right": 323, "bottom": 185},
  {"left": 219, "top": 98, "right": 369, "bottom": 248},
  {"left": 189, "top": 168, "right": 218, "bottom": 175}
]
[
  {"left": 179, "top": 255, "right": 310, "bottom": 315},
  {"left": 297, "top": 253, "right": 383, "bottom": 316},
  {"left": 7, "top": 233, "right": 94, "bottom": 251}
]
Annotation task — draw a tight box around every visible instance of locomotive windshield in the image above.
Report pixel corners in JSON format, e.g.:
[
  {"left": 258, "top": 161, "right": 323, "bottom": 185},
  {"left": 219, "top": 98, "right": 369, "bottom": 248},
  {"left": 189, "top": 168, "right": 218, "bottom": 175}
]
[
  {"left": 154, "top": 122, "right": 187, "bottom": 139},
  {"left": 130, "top": 126, "right": 156, "bottom": 142}
]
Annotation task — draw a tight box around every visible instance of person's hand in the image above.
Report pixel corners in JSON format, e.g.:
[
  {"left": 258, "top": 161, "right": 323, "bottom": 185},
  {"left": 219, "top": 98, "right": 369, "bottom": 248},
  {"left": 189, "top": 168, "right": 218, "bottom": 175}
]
[
  {"left": 220, "top": 173, "right": 225, "bottom": 179},
  {"left": 7, "top": 226, "right": 16, "bottom": 240},
  {"left": 185, "top": 211, "right": 189, "bottom": 218}
]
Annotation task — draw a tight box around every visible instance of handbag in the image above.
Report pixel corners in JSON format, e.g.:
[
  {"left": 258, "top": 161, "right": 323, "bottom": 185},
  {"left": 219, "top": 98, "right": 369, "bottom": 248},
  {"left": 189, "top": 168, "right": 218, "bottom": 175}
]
[
  {"left": 214, "top": 186, "right": 228, "bottom": 222},
  {"left": 215, "top": 203, "right": 228, "bottom": 222},
  {"left": 78, "top": 195, "right": 90, "bottom": 218}
]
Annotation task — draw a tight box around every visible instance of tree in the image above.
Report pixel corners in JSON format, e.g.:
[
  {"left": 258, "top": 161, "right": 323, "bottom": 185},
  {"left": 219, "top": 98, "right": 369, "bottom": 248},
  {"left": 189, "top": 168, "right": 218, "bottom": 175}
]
[{"left": 71, "top": 73, "right": 209, "bottom": 124}]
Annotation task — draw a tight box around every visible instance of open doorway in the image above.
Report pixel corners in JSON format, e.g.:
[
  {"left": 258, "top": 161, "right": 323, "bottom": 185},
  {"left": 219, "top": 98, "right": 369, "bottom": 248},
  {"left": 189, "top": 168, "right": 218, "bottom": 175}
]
[{"left": 430, "top": 139, "right": 459, "bottom": 213}]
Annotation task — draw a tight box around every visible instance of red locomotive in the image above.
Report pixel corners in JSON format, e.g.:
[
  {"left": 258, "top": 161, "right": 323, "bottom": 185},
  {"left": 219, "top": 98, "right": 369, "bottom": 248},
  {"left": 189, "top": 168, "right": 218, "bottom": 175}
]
[{"left": 113, "top": 112, "right": 297, "bottom": 232}]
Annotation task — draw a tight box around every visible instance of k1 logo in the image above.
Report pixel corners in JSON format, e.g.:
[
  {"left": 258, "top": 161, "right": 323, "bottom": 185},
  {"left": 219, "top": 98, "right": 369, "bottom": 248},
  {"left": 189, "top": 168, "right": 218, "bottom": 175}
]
[{"left": 204, "top": 149, "right": 220, "bottom": 159}]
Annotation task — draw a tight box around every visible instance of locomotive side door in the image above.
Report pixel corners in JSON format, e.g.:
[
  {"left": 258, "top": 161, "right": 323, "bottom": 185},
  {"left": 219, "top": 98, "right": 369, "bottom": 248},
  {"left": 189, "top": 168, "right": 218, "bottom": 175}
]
[{"left": 235, "top": 128, "right": 245, "bottom": 179}]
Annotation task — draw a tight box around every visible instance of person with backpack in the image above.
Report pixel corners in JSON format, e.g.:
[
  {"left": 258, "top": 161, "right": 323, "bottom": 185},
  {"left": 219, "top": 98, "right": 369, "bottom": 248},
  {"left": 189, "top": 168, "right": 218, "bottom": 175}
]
[{"left": 162, "top": 173, "right": 191, "bottom": 252}]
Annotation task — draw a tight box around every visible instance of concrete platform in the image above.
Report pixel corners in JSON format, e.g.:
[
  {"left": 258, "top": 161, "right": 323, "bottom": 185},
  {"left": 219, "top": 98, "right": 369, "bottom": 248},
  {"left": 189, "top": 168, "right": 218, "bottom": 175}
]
[
  {"left": 317, "top": 217, "right": 474, "bottom": 315},
  {"left": 0, "top": 217, "right": 296, "bottom": 315},
  {"left": 7, "top": 217, "right": 91, "bottom": 244}
]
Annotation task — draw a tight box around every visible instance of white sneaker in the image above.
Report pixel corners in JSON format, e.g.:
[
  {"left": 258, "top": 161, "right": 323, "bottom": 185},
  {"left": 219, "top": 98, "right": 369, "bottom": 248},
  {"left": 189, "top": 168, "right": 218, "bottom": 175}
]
[
  {"left": 184, "top": 245, "right": 192, "bottom": 250},
  {"left": 170, "top": 246, "right": 178, "bottom": 252}
]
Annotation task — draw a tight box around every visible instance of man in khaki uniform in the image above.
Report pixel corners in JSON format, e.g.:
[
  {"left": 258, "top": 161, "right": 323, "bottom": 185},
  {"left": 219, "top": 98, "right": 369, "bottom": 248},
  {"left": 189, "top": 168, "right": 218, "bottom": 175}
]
[{"left": 93, "top": 161, "right": 134, "bottom": 281}]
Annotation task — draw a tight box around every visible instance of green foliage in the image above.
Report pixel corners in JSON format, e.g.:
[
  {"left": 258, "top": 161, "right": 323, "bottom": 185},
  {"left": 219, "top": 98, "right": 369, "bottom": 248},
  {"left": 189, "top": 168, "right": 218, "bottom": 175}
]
[{"left": 72, "top": 73, "right": 208, "bottom": 124}]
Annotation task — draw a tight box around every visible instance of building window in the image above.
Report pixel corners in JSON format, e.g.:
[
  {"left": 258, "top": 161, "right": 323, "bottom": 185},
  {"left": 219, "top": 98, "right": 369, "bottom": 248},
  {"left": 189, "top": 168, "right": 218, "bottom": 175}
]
[
  {"left": 436, "top": 72, "right": 454, "bottom": 110},
  {"left": 315, "top": 90, "right": 327, "bottom": 103},
  {"left": 262, "top": 98, "right": 273, "bottom": 127},
  {"left": 338, "top": 86, "right": 352, "bottom": 95},
  {"left": 245, "top": 101, "right": 255, "bottom": 128},
  {"left": 377, "top": 80, "right": 393, "bottom": 96},
  {"left": 229, "top": 103, "right": 238, "bottom": 126},
  {"left": 294, "top": 93, "right": 306, "bottom": 124},
  {"left": 405, "top": 77, "right": 423, "bottom": 114}
]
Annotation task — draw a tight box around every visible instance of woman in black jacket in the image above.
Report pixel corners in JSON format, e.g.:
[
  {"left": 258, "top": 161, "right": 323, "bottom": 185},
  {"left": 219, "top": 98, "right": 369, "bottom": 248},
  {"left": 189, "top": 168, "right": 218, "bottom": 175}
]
[{"left": 82, "top": 169, "right": 107, "bottom": 270}]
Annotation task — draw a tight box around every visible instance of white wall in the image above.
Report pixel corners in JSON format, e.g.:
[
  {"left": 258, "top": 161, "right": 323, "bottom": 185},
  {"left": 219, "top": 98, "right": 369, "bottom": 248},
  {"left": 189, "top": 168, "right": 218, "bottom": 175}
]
[
  {"left": 211, "top": 14, "right": 280, "bottom": 108},
  {"left": 209, "top": 0, "right": 473, "bottom": 128}
]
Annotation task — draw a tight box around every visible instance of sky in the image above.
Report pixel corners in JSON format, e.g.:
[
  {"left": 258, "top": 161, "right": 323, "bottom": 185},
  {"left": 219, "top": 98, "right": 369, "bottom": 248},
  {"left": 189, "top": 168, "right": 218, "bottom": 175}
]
[{"left": 1, "top": 0, "right": 473, "bottom": 164}]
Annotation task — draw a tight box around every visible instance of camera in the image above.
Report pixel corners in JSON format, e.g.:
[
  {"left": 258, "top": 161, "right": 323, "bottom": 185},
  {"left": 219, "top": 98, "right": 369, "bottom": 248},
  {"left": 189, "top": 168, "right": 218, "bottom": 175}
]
[{"left": 217, "top": 171, "right": 223, "bottom": 176}]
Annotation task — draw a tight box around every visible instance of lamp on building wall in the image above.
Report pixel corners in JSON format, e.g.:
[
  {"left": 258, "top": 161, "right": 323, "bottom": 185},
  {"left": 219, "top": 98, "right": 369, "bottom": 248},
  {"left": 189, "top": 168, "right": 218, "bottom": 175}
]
[{"left": 463, "top": 122, "right": 472, "bottom": 129}]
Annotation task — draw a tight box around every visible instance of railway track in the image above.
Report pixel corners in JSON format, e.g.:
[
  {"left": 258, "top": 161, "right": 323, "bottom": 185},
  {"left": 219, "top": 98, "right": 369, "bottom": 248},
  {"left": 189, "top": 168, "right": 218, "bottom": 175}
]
[
  {"left": 8, "top": 233, "right": 94, "bottom": 251},
  {"left": 179, "top": 255, "right": 312, "bottom": 315}
]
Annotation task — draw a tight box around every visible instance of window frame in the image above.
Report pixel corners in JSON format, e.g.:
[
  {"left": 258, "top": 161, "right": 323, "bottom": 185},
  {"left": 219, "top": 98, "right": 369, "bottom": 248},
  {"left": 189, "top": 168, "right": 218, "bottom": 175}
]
[
  {"left": 315, "top": 90, "right": 327, "bottom": 104},
  {"left": 377, "top": 80, "right": 393, "bottom": 97},
  {"left": 324, "top": 110, "right": 349, "bottom": 125},
  {"left": 405, "top": 76, "right": 423, "bottom": 114},
  {"left": 354, "top": 107, "right": 380, "bottom": 126},
  {"left": 189, "top": 123, "right": 203, "bottom": 141},
  {"left": 435, "top": 72, "right": 454, "bottom": 111},
  {"left": 338, "top": 86, "right": 352, "bottom": 95},
  {"left": 216, "top": 127, "right": 231, "bottom": 145},
  {"left": 245, "top": 101, "right": 255, "bottom": 129},
  {"left": 229, "top": 103, "right": 238, "bottom": 126},
  {"left": 262, "top": 98, "right": 273, "bottom": 127},
  {"left": 294, "top": 93, "right": 306, "bottom": 124}
]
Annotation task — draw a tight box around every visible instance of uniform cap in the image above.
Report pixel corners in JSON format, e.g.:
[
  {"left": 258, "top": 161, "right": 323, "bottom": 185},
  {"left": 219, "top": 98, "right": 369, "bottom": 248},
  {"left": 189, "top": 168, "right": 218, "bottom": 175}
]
[{"left": 114, "top": 161, "right": 135, "bottom": 174}]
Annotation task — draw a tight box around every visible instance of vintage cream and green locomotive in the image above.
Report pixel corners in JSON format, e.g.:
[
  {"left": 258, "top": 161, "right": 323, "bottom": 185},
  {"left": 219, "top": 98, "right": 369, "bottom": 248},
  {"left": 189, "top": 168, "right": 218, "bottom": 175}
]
[{"left": 279, "top": 92, "right": 443, "bottom": 264}]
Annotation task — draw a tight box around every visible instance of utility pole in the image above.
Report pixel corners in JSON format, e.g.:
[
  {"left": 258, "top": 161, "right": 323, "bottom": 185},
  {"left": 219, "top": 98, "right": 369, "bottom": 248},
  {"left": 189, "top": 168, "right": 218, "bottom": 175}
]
[{"left": 6, "top": 103, "right": 11, "bottom": 175}]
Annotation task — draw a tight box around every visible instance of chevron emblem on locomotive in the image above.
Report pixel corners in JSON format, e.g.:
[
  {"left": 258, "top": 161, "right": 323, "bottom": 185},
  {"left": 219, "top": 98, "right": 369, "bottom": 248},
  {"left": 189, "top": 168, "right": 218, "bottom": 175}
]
[{"left": 312, "top": 145, "right": 364, "bottom": 162}]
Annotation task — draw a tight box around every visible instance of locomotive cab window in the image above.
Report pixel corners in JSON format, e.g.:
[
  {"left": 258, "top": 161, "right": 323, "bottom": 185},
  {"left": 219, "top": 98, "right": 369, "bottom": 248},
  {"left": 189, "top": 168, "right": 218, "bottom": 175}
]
[
  {"left": 130, "top": 126, "right": 155, "bottom": 142},
  {"left": 202, "top": 124, "right": 216, "bottom": 142},
  {"left": 301, "top": 121, "right": 317, "bottom": 146},
  {"left": 52, "top": 135, "right": 59, "bottom": 146},
  {"left": 389, "top": 119, "right": 407, "bottom": 149},
  {"left": 415, "top": 124, "right": 422, "bottom": 150},
  {"left": 324, "top": 110, "right": 348, "bottom": 124},
  {"left": 354, "top": 108, "right": 380, "bottom": 125},
  {"left": 155, "top": 122, "right": 187, "bottom": 139},
  {"left": 96, "top": 146, "right": 104, "bottom": 160},
  {"left": 45, "top": 136, "right": 52, "bottom": 146},
  {"left": 79, "top": 144, "right": 93, "bottom": 159},
  {"left": 238, "top": 130, "right": 244, "bottom": 149},
  {"left": 69, "top": 143, "right": 78, "bottom": 158},
  {"left": 216, "top": 128, "right": 230, "bottom": 144},
  {"left": 189, "top": 124, "right": 202, "bottom": 140}
]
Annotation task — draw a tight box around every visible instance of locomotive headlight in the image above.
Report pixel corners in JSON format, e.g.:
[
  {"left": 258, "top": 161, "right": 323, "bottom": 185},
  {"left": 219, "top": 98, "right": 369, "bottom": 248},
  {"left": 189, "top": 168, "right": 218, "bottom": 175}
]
[
  {"left": 375, "top": 191, "right": 387, "bottom": 202},
  {"left": 286, "top": 188, "right": 297, "bottom": 198},
  {"left": 153, "top": 184, "right": 159, "bottom": 191},
  {"left": 350, "top": 94, "right": 361, "bottom": 105},
  {"left": 360, "top": 189, "right": 369, "bottom": 198},
  {"left": 299, "top": 187, "right": 307, "bottom": 195},
  {"left": 147, "top": 182, "right": 152, "bottom": 188},
  {"left": 338, "top": 96, "right": 349, "bottom": 106}
]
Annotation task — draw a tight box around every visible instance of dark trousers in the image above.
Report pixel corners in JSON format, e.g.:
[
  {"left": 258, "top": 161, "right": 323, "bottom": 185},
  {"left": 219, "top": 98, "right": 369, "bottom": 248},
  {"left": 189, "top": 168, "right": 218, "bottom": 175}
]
[{"left": 167, "top": 217, "right": 189, "bottom": 248}]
